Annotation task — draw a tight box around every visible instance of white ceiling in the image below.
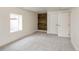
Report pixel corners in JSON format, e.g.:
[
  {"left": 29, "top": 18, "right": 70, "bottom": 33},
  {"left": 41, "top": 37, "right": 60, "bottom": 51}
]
[{"left": 22, "top": 7, "right": 72, "bottom": 13}]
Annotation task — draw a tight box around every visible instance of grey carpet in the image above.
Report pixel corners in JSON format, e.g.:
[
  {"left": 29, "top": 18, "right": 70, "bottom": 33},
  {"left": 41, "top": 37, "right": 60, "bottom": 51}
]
[{"left": 0, "top": 32, "right": 75, "bottom": 51}]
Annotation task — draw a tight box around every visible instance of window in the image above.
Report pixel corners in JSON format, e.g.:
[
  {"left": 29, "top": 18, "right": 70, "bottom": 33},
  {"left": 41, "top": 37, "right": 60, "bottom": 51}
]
[{"left": 10, "top": 13, "right": 22, "bottom": 33}]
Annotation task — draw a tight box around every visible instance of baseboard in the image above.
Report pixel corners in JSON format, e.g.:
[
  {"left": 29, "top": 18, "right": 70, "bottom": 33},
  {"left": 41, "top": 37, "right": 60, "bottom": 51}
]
[
  {"left": 58, "top": 36, "right": 70, "bottom": 39},
  {"left": 47, "top": 33, "right": 58, "bottom": 36},
  {"left": 71, "top": 40, "right": 79, "bottom": 51},
  {"left": 0, "top": 31, "right": 36, "bottom": 48}
]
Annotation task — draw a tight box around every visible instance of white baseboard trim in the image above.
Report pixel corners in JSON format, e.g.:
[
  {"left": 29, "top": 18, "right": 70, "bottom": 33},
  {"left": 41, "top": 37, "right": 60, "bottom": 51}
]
[{"left": 47, "top": 32, "right": 58, "bottom": 36}]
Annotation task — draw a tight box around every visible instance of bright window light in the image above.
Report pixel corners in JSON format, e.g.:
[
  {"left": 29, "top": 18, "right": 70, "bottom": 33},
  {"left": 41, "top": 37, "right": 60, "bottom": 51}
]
[{"left": 10, "top": 13, "right": 22, "bottom": 33}]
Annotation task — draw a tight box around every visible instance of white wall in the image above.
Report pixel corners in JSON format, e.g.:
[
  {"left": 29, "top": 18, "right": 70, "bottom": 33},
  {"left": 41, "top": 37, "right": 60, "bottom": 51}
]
[
  {"left": 47, "top": 11, "right": 58, "bottom": 34},
  {"left": 0, "top": 7, "right": 38, "bottom": 47},
  {"left": 71, "top": 8, "right": 79, "bottom": 50}
]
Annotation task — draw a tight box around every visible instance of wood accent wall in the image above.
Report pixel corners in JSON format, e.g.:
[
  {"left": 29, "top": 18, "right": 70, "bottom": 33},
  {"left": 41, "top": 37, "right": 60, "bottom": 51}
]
[{"left": 38, "top": 13, "right": 47, "bottom": 30}]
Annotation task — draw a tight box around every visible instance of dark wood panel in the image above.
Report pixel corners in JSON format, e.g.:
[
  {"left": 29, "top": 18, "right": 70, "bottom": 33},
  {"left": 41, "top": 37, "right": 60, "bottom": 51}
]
[{"left": 38, "top": 13, "right": 47, "bottom": 30}]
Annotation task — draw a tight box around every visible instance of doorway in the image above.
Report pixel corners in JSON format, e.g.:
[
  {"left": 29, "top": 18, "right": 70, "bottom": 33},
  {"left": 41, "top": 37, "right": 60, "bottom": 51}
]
[{"left": 38, "top": 13, "right": 47, "bottom": 31}]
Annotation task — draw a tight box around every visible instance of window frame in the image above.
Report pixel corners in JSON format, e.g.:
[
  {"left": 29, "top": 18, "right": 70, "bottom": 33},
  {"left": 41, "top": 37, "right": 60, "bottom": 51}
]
[{"left": 10, "top": 13, "right": 23, "bottom": 33}]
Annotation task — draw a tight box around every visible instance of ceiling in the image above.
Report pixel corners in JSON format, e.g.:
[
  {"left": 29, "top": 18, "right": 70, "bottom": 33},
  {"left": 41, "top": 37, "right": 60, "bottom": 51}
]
[{"left": 22, "top": 7, "right": 72, "bottom": 13}]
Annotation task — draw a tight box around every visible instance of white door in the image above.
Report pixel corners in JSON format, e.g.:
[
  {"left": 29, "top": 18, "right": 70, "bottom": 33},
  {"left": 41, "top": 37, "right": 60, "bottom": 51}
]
[
  {"left": 47, "top": 12, "right": 58, "bottom": 34},
  {"left": 58, "top": 12, "right": 70, "bottom": 37}
]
